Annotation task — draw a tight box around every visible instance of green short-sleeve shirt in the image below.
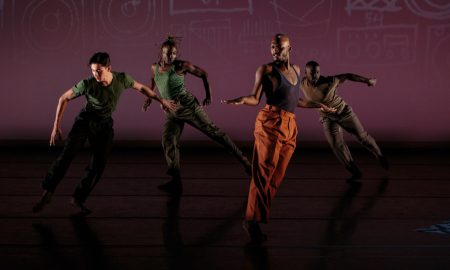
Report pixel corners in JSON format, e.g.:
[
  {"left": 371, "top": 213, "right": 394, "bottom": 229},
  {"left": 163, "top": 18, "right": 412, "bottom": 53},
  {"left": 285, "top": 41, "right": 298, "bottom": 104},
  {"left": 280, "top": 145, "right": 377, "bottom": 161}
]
[{"left": 72, "top": 72, "right": 134, "bottom": 118}]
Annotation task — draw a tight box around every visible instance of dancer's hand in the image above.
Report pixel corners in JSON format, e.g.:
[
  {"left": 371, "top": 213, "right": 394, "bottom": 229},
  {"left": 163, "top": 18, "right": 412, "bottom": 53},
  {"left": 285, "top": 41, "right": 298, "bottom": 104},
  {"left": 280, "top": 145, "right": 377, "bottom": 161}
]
[
  {"left": 50, "top": 126, "right": 62, "bottom": 146},
  {"left": 221, "top": 97, "right": 244, "bottom": 105},
  {"left": 319, "top": 104, "right": 337, "bottom": 114},
  {"left": 161, "top": 99, "right": 177, "bottom": 112},
  {"left": 142, "top": 98, "right": 152, "bottom": 112},
  {"left": 367, "top": 78, "right": 376, "bottom": 87},
  {"left": 202, "top": 96, "right": 211, "bottom": 106}
]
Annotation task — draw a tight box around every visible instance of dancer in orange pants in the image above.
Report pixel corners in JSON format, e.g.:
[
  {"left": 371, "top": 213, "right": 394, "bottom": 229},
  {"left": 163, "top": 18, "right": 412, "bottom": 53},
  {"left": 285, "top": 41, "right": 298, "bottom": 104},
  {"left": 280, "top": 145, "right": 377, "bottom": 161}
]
[{"left": 224, "top": 34, "right": 335, "bottom": 244}]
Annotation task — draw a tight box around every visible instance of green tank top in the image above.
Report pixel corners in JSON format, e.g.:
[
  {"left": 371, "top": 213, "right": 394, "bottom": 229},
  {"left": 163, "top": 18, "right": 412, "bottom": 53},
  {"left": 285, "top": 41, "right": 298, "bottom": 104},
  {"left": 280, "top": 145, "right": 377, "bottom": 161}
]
[{"left": 153, "top": 64, "right": 186, "bottom": 99}]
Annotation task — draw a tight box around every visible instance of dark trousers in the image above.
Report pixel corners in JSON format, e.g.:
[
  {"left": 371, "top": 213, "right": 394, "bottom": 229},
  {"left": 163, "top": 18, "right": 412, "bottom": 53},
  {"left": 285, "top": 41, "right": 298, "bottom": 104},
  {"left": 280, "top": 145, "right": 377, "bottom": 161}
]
[
  {"left": 162, "top": 92, "right": 246, "bottom": 177},
  {"left": 42, "top": 112, "right": 114, "bottom": 203},
  {"left": 321, "top": 105, "right": 382, "bottom": 171}
]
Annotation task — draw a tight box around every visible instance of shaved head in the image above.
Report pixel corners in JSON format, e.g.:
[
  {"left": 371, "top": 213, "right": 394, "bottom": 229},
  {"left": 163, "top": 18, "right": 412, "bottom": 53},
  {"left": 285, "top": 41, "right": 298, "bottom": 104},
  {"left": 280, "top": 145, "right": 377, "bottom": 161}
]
[{"left": 272, "top": 33, "right": 290, "bottom": 46}]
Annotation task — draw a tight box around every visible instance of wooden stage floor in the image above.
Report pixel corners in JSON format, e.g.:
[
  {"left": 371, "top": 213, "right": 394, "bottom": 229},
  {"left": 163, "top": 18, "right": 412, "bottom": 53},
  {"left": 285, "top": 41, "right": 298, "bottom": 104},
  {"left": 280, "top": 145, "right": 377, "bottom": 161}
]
[{"left": 1, "top": 143, "right": 449, "bottom": 269}]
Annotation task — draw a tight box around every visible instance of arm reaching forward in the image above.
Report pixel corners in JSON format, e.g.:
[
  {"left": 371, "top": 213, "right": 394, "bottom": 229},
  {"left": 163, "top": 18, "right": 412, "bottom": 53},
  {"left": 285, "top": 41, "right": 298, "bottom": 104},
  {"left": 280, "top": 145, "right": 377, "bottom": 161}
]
[{"left": 221, "top": 65, "right": 266, "bottom": 106}]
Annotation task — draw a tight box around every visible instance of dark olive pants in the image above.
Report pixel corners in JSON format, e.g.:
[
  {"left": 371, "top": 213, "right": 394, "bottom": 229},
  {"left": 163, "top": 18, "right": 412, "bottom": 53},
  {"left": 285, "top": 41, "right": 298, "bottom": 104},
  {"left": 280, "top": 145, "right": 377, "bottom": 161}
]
[
  {"left": 162, "top": 92, "right": 246, "bottom": 177},
  {"left": 321, "top": 105, "right": 382, "bottom": 171},
  {"left": 42, "top": 111, "right": 114, "bottom": 203}
]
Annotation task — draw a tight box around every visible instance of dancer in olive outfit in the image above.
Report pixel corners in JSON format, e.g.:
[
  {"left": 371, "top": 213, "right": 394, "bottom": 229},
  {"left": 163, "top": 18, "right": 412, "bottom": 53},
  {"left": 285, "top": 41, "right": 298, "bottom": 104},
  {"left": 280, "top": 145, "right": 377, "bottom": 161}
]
[
  {"left": 33, "top": 52, "right": 176, "bottom": 214},
  {"left": 301, "top": 60, "right": 389, "bottom": 182},
  {"left": 143, "top": 36, "right": 251, "bottom": 192},
  {"left": 223, "top": 34, "right": 335, "bottom": 244}
]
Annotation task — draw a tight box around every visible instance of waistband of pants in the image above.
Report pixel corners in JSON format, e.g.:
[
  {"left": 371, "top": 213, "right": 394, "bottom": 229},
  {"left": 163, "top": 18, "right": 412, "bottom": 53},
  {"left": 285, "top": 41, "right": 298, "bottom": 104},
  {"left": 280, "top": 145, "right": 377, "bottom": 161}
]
[{"left": 263, "top": 104, "right": 296, "bottom": 118}]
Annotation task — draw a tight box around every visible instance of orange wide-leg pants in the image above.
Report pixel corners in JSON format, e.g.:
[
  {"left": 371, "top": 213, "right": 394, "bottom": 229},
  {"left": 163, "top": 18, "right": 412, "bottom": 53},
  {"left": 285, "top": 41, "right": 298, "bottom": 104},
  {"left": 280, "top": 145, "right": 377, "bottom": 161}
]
[{"left": 245, "top": 105, "right": 298, "bottom": 223}]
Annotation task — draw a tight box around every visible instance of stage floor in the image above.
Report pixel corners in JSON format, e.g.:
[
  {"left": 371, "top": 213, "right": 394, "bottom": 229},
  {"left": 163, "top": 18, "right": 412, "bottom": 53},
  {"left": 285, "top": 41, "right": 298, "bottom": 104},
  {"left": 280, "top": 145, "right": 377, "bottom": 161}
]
[{"left": 1, "top": 144, "right": 449, "bottom": 269}]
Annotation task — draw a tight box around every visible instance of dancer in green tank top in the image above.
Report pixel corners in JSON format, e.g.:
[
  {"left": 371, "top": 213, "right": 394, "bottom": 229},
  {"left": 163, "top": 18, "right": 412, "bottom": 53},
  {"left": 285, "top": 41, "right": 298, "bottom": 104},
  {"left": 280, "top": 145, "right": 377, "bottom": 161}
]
[{"left": 143, "top": 36, "right": 251, "bottom": 192}]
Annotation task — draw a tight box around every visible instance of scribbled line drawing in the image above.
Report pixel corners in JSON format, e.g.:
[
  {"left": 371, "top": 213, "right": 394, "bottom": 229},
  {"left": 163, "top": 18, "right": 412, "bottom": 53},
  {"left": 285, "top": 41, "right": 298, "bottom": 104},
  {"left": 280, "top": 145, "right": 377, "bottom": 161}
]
[
  {"left": 404, "top": 0, "right": 450, "bottom": 20},
  {"left": 238, "top": 19, "right": 277, "bottom": 54},
  {"left": 270, "top": 0, "right": 333, "bottom": 38},
  {"left": 238, "top": 19, "right": 276, "bottom": 40},
  {"left": 0, "top": 0, "right": 5, "bottom": 28},
  {"left": 21, "top": 0, "right": 80, "bottom": 52},
  {"left": 337, "top": 25, "right": 417, "bottom": 66},
  {"left": 97, "top": 0, "right": 156, "bottom": 40},
  {"left": 169, "top": 0, "right": 253, "bottom": 15},
  {"left": 345, "top": 0, "right": 402, "bottom": 16},
  {"left": 417, "top": 220, "right": 450, "bottom": 235},
  {"left": 425, "top": 24, "right": 450, "bottom": 87},
  {"left": 189, "top": 19, "right": 231, "bottom": 56},
  {"left": 121, "top": 0, "right": 141, "bottom": 17}
]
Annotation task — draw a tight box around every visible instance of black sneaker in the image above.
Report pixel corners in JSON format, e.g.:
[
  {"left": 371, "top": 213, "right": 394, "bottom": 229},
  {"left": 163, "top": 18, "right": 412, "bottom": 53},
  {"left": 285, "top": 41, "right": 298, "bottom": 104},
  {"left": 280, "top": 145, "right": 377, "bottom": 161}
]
[{"left": 242, "top": 220, "right": 267, "bottom": 244}]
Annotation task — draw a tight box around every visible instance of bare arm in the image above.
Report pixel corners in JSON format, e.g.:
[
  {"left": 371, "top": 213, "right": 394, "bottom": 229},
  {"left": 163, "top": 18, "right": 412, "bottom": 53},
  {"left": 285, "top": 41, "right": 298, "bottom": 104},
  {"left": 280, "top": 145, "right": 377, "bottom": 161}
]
[
  {"left": 297, "top": 97, "right": 336, "bottom": 113},
  {"left": 182, "top": 61, "right": 212, "bottom": 106},
  {"left": 133, "top": 80, "right": 177, "bottom": 112},
  {"left": 335, "top": 73, "right": 376, "bottom": 86},
  {"left": 222, "top": 65, "right": 265, "bottom": 106},
  {"left": 50, "top": 89, "right": 77, "bottom": 146}
]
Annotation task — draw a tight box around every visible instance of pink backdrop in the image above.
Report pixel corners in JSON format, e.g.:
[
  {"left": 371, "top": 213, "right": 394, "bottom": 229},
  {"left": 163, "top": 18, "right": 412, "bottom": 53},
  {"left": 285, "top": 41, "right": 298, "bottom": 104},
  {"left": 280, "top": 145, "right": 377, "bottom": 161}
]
[{"left": 1, "top": 0, "right": 449, "bottom": 141}]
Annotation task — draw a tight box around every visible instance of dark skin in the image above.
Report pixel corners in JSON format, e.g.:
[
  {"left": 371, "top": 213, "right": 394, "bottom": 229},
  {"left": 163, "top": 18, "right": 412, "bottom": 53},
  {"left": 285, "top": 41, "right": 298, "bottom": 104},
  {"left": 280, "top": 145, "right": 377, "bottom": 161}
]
[
  {"left": 143, "top": 45, "right": 212, "bottom": 111},
  {"left": 222, "top": 34, "right": 336, "bottom": 113},
  {"left": 305, "top": 64, "right": 376, "bottom": 88}
]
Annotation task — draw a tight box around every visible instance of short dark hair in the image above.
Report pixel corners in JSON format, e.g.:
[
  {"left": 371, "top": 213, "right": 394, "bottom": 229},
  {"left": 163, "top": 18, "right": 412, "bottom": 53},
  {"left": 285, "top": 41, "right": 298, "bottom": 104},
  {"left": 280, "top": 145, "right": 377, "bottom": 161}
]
[
  {"left": 306, "top": 60, "right": 319, "bottom": 68},
  {"left": 88, "top": 52, "right": 111, "bottom": 66}
]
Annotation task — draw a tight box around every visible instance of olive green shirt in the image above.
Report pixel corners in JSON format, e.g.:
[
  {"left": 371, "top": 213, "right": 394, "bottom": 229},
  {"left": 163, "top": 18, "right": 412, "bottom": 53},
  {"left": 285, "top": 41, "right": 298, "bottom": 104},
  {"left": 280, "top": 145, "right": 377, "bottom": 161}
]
[
  {"left": 153, "top": 64, "right": 187, "bottom": 99},
  {"left": 72, "top": 72, "right": 134, "bottom": 118},
  {"left": 300, "top": 76, "right": 347, "bottom": 116}
]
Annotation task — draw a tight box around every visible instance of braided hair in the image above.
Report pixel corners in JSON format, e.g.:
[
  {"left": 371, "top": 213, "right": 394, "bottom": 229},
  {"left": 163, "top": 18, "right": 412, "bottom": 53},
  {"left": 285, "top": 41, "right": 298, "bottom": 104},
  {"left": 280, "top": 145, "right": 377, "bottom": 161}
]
[{"left": 158, "top": 35, "right": 182, "bottom": 65}]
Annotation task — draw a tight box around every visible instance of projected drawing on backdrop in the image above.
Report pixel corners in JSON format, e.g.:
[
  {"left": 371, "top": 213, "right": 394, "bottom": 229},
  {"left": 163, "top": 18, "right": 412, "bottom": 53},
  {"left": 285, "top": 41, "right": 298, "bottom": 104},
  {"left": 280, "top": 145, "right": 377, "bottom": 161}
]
[
  {"left": 169, "top": 0, "right": 253, "bottom": 15},
  {"left": 404, "top": 0, "right": 450, "bottom": 20},
  {"left": 345, "top": 0, "right": 402, "bottom": 25},
  {"left": 426, "top": 24, "right": 450, "bottom": 89},
  {"left": 270, "top": 0, "right": 332, "bottom": 38},
  {"left": 345, "top": 0, "right": 401, "bottom": 15},
  {"left": 189, "top": 19, "right": 231, "bottom": 60},
  {"left": 97, "top": 0, "right": 156, "bottom": 41},
  {"left": 238, "top": 19, "right": 277, "bottom": 55},
  {"left": 337, "top": 25, "right": 417, "bottom": 66},
  {"left": 20, "top": 0, "right": 80, "bottom": 53},
  {"left": 0, "top": 0, "right": 5, "bottom": 29}
]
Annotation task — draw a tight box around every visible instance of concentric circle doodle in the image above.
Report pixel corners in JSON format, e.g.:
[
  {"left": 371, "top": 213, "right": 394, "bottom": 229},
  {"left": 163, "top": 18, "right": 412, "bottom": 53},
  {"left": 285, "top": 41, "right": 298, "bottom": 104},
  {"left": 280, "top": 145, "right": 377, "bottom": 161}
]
[
  {"left": 22, "top": 0, "right": 80, "bottom": 52},
  {"left": 98, "top": 0, "right": 156, "bottom": 40},
  {"left": 404, "top": 0, "right": 450, "bottom": 20}
]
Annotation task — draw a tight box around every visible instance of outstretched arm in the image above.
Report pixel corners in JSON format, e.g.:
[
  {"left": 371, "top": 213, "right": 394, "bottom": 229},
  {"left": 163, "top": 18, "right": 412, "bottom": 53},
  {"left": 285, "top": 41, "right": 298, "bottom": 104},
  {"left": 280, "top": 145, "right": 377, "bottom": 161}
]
[
  {"left": 50, "top": 89, "right": 77, "bottom": 146},
  {"left": 133, "top": 80, "right": 177, "bottom": 112},
  {"left": 183, "top": 61, "right": 211, "bottom": 106},
  {"left": 222, "top": 65, "right": 265, "bottom": 106},
  {"left": 335, "top": 73, "right": 376, "bottom": 86},
  {"left": 297, "top": 98, "right": 336, "bottom": 113}
]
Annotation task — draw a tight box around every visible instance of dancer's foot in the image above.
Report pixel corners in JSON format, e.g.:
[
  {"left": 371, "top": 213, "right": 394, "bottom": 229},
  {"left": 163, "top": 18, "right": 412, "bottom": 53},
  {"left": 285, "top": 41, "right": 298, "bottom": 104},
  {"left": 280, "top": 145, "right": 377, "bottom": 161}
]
[
  {"left": 32, "top": 190, "right": 52, "bottom": 213},
  {"left": 346, "top": 163, "right": 362, "bottom": 184},
  {"left": 158, "top": 178, "right": 182, "bottom": 194},
  {"left": 242, "top": 220, "right": 267, "bottom": 244},
  {"left": 377, "top": 155, "right": 390, "bottom": 170},
  {"left": 71, "top": 197, "right": 92, "bottom": 215}
]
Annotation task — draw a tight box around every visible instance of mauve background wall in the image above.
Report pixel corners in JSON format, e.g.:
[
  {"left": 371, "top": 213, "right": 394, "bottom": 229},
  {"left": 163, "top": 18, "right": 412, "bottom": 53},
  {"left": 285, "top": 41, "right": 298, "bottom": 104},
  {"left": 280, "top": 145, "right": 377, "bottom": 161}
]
[{"left": 0, "top": 0, "right": 449, "bottom": 141}]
